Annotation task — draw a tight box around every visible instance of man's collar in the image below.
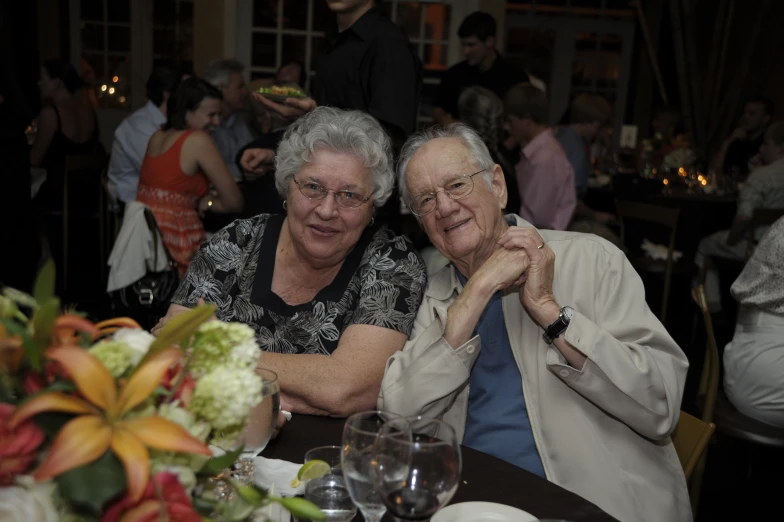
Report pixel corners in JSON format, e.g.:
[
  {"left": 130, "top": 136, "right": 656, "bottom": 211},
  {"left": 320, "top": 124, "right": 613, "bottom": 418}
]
[
  {"left": 331, "top": 5, "right": 383, "bottom": 42},
  {"left": 144, "top": 100, "right": 166, "bottom": 125}
]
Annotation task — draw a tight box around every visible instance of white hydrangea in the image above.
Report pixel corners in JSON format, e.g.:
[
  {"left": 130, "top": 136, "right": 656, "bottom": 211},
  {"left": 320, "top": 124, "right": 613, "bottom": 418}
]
[
  {"left": 112, "top": 328, "right": 156, "bottom": 366},
  {"left": 190, "top": 322, "right": 260, "bottom": 377},
  {"left": 158, "top": 403, "right": 212, "bottom": 443},
  {"left": 190, "top": 367, "right": 263, "bottom": 430},
  {"left": 0, "top": 476, "right": 58, "bottom": 522}
]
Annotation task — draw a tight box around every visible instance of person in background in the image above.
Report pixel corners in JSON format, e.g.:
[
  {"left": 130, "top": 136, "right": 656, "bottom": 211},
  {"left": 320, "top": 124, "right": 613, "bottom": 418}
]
[
  {"left": 136, "top": 77, "right": 243, "bottom": 277},
  {"left": 202, "top": 59, "right": 255, "bottom": 184},
  {"left": 432, "top": 11, "right": 528, "bottom": 125},
  {"left": 276, "top": 60, "right": 306, "bottom": 88},
  {"left": 711, "top": 96, "right": 774, "bottom": 178},
  {"left": 107, "top": 67, "right": 183, "bottom": 204},
  {"left": 696, "top": 120, "right": 784, "bottom": 311},
  {"left": 651, "top": 104, "right": 682, "bottom": 141},
  {"left": 723, "top": 216, "right": 784, "bottom": 427},
  {"left": 504, "top": 83, "right": 575, "bottom": 230},
  {"left": 380, "top": 124, "right": 691, "bottom": 522},
  {"left": 155, "top": 107, "right": 427, "bottom": 418}
]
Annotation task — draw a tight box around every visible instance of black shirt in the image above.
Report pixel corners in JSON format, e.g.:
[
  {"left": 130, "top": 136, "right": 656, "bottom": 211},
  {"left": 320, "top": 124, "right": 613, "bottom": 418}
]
[
  {"left": 315, "top": 6, "right": 422, "bottom": 153},
  {"left": 171, "top": 214, "right": 427, "bottom": 355},
  {"left": 724, "top": 133, "right": 764, "bottom": 178},
  {"left": 434, "top": 55, "right": 528, "bottom": 119}
]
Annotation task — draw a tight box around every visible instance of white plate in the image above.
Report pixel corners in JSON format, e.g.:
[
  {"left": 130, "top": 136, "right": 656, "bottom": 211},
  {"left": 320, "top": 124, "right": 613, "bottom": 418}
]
[{"left": 431, "top": 502, "right": 538, "bottom": 522}]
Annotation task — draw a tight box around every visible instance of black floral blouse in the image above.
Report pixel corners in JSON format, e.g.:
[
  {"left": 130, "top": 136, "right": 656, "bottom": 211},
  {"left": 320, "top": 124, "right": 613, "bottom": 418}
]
[{"left": 171, "top": 214, "right": 427, "bottom": 355}]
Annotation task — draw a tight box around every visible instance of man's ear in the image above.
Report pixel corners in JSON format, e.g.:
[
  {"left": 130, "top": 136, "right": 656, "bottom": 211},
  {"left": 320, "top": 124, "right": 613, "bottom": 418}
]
[
  {"left": 486, "top": 35, "right": 496, "bottom": 49},
  {"left": 490, "top": 163, "right": 508, "bottom": 210}
]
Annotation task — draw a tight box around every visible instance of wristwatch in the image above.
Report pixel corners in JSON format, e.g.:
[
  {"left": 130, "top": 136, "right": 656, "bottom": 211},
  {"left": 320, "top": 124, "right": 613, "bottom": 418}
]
[{"left": 542, "top": 306, "right": 574, "bottom": 345}]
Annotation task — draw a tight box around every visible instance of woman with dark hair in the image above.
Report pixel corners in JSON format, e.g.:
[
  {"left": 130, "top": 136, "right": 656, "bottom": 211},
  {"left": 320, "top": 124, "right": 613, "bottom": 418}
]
[
  {"left": 136, "top": 77, "right": 243, "bottom": 276},
  {"left": 30, "top": 59, "right": 100, "bottom": 208}
]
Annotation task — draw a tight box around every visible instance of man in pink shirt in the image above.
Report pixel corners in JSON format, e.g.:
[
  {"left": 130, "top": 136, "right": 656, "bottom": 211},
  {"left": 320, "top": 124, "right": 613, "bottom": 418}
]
[{"left": 504, "top": 83, "right": 576, "bottom": 230}]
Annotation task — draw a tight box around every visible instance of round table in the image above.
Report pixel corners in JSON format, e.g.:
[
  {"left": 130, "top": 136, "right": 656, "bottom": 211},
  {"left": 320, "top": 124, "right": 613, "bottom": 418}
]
[{"left": 262, "top": 415, "right": 618, "bottom": 522}]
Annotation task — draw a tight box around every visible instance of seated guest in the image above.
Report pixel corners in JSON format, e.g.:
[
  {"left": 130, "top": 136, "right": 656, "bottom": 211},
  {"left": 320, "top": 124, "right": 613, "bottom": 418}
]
[
  {"left": 711, "top": 96, "right": 774, "bottom": 178},
  {"left": 432, "top": 11, "right": 527, "bottom": 125},
  {"left": 107, "top": 67, "right": 183, "bottom": 204},
  {"left": 137, "top": 77, "right": 243, "bottom": 277},
  {"left": 380, "top": 124, "right": 691, "bottom": 522},
  {"left": 504, "top": 83, "right": 576, "bottom": 230},
  {"left": 157, "top": 107, "right": 427, "bottom": 417},
  {"left": 724, "top": 217, "right": 784, "bottom": 427},
  {"left": 696, "top": 121, "right": 784, "bottom": 310},
  {"left": 30, "top": 59, "right": 100, "bottom": 209}
]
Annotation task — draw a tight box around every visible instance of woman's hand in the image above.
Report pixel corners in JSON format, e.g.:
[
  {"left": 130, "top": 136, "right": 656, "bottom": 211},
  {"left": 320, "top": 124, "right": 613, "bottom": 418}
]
[
  {"left": 498, "top": 227, "right": 559, "bottom": 327},
  {"left": 152, "top": 299, "right": 215, "bottom": 335}
]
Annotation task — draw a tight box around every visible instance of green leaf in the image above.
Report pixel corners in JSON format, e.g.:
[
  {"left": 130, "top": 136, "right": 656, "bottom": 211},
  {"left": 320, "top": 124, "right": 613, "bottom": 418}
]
[
  {"left": 56, "top": 450, "right": 127, "bottom": 516},
  {"left": 193, "top": 496, "right": 218, "bottom": 517},
  {"left": 146, "top": 303, "right": 216, "bottom": 357},
  {"left": 228, "top": 479, "right": 266, "bottom": 505},
  {"left": 32, "top": 297, "right": 60, "bottom": 347},
  {"left": 0, "top": 317, "right": 40, "bottom": 371},
  {"left": 217, "top": 495, "right": 256, "bottom": 521},
  {"left": 33, "top": 259, "right": 56, "bottom": 304},
  {"left": 274, "top": 496, "right": 327, "bottom": 521},
  {"left": 198, "top": 446, "right": 244, "bottom": 477},
  {"left": 34, "top": 412, "right": 74, "bottom": 438},
  {"left": 2, "top": 287, "right": 37, "bottom": 313}
]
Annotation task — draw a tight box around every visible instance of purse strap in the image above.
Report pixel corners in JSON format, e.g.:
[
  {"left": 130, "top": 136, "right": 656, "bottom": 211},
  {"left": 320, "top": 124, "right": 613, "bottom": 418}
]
[{"left": 143, "top": 208, "right": 175, "bottom": 269}]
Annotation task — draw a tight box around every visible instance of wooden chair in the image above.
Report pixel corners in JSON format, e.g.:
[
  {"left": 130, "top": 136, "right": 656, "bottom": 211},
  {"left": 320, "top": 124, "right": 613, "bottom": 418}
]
[
  {"left": 692, "top": 285, "right": 720, "bottom": 424},
  {"left": 745, "top": 208, "right": 784, "bottom": 259},
  {"left": 615, "top": 200, "right": 682, "bottom": 324},
  {"left": 672, "top": 411, "right": 715, "bottom": 480}
]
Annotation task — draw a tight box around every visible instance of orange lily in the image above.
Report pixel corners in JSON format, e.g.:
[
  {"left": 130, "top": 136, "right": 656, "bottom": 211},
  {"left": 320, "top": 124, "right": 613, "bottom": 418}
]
[{"left": 8, "top": 345, "right": 211, "bottom": 501}]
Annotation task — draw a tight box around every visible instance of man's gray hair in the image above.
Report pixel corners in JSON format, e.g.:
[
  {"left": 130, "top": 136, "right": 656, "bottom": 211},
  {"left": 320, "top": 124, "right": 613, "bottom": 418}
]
[
  {"left": 202, "top": 59, "right": 244, "bottom": 87},
  {"left": 275, "top": 107, "right": 395, "bottom": 207},
  {"left": 397, "top": 124, "right": 496, "bottom": 207}
]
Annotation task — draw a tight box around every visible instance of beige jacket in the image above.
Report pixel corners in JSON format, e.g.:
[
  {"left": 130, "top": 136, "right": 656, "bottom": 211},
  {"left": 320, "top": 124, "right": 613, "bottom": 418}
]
[{"left": 378, "top": 216, "right": 692, "bottom": 522}]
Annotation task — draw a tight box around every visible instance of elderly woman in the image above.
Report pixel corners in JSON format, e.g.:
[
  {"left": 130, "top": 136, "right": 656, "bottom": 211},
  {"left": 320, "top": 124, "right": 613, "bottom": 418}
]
[
  {"left": 379, "top": 124, "right": 691, "bottom": 522},
  {"left": 158, "top": 107, "right": 427, "bottom": 417}
]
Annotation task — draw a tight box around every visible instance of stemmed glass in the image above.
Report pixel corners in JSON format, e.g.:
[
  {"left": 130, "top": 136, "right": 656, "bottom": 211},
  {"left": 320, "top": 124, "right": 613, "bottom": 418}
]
[
  {"left": 238, "top": 367, "right": 280, "bottom": 457},
  {"left": 371, "top": 416, "right": 461, "bottom": 521},
  {"left": 342, "top": 411, "right": 406, "bottom": 522}
]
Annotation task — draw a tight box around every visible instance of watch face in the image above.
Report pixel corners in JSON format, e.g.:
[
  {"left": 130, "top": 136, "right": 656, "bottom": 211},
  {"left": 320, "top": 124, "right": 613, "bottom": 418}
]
[{"left": 562, "top": 306, "right": 575, "bottom": 321}]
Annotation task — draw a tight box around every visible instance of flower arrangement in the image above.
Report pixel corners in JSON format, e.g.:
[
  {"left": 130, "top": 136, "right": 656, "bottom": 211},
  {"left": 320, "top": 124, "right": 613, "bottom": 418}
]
[
  {"left": 641, "top": 133, "right": 696, "bottom": 176},
  {"left": 0, "top": 262, "right": 324, "bottom": 521}
]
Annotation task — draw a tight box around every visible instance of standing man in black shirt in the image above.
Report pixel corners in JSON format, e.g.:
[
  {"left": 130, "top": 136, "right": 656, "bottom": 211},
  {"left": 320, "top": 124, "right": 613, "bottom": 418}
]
[
  {"left": 254, "top": 0, "right": 422, "bottom": 154},
  {"left": 432, "top": 11, "right": 528, "bottom": 125},
  {"left": 711, "top": 96, "right": 774, "bottom": 179}
]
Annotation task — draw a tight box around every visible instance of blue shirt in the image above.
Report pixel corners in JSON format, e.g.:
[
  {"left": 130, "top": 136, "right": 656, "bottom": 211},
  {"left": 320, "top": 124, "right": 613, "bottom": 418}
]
[
  {"left": 555, "top": 126, "right": 590, "bottom": 199},
  {"left": 457, "top": 272, "right": 546, "bottom": 477}
]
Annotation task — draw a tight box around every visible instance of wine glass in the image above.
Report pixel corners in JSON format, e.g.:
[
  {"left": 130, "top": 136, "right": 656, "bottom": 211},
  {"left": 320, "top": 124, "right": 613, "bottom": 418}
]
[
  {"left": 342, "top": 411, "right": 406, "bottom": 522},
  {"left": 238, "top": 367, "right": 280, "bottom": 457},
  {"left": 371, "top": 416, "right": 461, "bottom": 521}
]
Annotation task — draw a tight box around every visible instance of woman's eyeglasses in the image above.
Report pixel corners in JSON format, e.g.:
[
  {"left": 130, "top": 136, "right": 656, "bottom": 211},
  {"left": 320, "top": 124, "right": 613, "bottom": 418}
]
[{"left": 293, "top": 178, "right": 372, "bottom": 209}]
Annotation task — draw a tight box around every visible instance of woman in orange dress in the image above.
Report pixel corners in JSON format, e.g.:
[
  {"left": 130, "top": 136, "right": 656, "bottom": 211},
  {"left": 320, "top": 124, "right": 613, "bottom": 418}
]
[{"left": 137, "top": 77, "right": 243, "bottom": 277}]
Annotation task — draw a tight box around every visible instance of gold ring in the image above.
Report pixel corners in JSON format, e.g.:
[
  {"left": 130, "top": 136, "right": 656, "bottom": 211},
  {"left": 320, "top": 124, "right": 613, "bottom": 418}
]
[{"left": 537, "top": 242, "right": 545, "bottom": 249}]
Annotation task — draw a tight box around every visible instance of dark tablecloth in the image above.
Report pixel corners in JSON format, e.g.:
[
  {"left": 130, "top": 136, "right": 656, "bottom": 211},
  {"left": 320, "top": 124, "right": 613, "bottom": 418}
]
[{"left": 262, "top": 415, "right": 618, "bottom": 522}]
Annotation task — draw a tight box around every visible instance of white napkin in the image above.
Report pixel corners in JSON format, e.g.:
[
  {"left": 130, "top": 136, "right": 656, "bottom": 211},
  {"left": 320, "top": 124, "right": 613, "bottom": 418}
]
[
  {"left": 253, "top": 456, "right": 306, "bottom": 497},
  {"left": 641, "top": 239, "right": 682, "bottom": 261},
  {"left": 252, "top": 483, "right": 290, "bottom": 522}
]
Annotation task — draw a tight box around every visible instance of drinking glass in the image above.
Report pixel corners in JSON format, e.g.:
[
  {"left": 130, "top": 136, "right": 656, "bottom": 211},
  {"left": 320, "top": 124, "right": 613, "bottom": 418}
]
[
  {"left": 371, "top": 416, "right": 461, "bottom": 521},
  {"left": 342, "top": 411, "right": 406, "bottom": 522},
  {"left": 238, "top": 368, "right": 280, "bottom": 457},
  {"left": 304, "top": 446, "right": 357, "bottom": 522}
]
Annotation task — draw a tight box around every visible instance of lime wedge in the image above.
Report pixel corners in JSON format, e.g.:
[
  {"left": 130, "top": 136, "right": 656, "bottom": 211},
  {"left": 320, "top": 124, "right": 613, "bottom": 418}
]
[{"left": 291, "top": 459, "right": 330, "bottom": 488}]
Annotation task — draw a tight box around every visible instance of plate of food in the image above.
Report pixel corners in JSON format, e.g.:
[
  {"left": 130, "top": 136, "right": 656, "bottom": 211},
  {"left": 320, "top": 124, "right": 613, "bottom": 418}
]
[
  {"left": 256, "top": 85, "right": 308, "bottom": 102},
  {"left": 431, "top": 502, "right": 537, "bottom": 521}
]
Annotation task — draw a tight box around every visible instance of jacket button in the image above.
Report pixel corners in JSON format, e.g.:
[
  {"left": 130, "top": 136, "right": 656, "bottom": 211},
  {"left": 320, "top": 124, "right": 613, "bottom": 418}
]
[
  {"left": 466, "top": 345, "right": 475, "bottom": 354},
  {"left": 559, "top": 369, "right": 569, "bottom": 378}
]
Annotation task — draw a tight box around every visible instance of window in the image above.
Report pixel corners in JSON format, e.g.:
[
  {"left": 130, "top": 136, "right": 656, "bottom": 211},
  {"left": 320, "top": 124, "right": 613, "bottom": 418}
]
[
  {"left": 506, "top": 0, "right": 633, "bottom": 19},
  {"left": 152, "top": 0, "right": 195, "bottom": 73},
  {"left": 79, "top": 0, "right": 133, "bottom": 109},
  {"left": 243, "top": 0, "right": 454, "bottom": 125}
]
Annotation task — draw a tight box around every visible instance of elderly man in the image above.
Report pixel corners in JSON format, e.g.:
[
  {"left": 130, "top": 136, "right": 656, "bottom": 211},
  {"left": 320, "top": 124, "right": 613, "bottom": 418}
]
[{"left": 379, "top": 124, "right": 691, "bottom": 522}]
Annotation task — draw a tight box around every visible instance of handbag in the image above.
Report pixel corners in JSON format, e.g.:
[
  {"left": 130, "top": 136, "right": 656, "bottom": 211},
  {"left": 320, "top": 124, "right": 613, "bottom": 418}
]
[{"left": 109, "top": 209, "right": 179, "bottom": 330}]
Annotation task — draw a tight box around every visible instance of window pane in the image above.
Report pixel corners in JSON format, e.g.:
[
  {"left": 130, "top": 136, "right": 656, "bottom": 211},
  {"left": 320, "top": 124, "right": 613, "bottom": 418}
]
[
  {"left": 281, "top": 34, "right": 307, "bottom": 67},
  {"left": 572, "top": 59, "right": 596, "bottom": 88},
  {"left": 283, "top": 0, "right": 307, "bottom": 30},
  {"left": 154, "top": 0, "right": 177, "bottom": 26},
  {"left": 106, "top": 56, "right": 132, "bottom": 108},
  {"left": 81, "top": 23, "right": 104, "bottom": 52},
  {"left": 253, "top": 0, "right": 278, "bottom": 28},
  {"left": 396, "top": 2, "right": 422, "bottom": 39},
  {"left": 312, "top": 0, "right": 334, "bottom": 33},
  {"left": 423, "top": 44, "right": 447, "bottom": 71},
  {"left": 82, "top": 54, "right": 105, "bottom": 85},
  {"left": 107, "top": 0, "right": 131, "bottom": 23},
  {"left": 252, "top": 32, "right": 277, "bottom": 67},
  {"left": 423, "top": 4, "right": 450, "bottom": 41},
  {"left": 80, "top": 0, "right": 103, "bottom": 21},
  {"left": 108, "top": 26, "right": 131, "bottom": 52}
]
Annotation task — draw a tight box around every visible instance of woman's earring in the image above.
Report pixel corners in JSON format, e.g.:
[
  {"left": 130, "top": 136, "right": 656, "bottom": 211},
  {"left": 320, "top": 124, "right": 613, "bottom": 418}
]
[
  {"left": 282, "top": 200, "right": 287, "bottom": 210},
  {"left": 369, "top": 217, "right": 375, "bottom": 227}
]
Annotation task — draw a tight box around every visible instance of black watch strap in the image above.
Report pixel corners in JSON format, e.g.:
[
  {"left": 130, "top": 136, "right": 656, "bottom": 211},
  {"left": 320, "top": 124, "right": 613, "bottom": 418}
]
[{"left": 543, "top": 307, "right": 573, "bottom": 344}]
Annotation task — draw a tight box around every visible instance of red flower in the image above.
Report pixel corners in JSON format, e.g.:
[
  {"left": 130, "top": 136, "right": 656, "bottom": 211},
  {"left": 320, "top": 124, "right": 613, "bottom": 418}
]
[
  {"left": 0, "top": 403, "right": 45, "bottom": 485},
  {"left": 161, "top": 363, "right": 196, "bottom": 407},
  {"left": 101, "top": 472, "right": 201, "bottom": 522},
  {"left": 22, "top": 361, "right": 66, "bottom": 395}
]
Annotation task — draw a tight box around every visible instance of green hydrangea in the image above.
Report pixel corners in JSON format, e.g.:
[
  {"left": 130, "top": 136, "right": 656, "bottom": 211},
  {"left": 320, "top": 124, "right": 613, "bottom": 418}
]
[
  {"left": 88, "top": 341, "right": 133, "bottom": 378},
  {"left": 158, "top": 403, "right": 211, "bottom": 443},
  {"left": 209, "top": 425, "right": 245, "bottom": 451},
  {"left": 190, "top": 367, "right": 262, "bottom": 430},
  {"left": 189, "top": 322, "right": 259, "bottom": 377}
]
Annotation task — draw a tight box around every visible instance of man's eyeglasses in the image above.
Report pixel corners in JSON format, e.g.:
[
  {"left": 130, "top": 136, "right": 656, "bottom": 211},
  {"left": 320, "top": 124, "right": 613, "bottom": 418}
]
[
  {"left": 408, "top": 169, "right": 486, "bottom": 216},
  {"left": 293, "top": 178, "right": 372, "bottom": 209}
]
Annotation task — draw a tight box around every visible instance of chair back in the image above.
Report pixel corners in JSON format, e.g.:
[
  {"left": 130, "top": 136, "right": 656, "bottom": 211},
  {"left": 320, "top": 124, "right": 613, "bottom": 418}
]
[
  {"left": 615, "top": 200, "right": 680, "bottom": 323},
  {"left": 745, "top": 208, "right": 784, "bottom": 259},
  {"left": 672, "top": 410, "right": 715, "bottom": 480},
  {"left": 692, "top": 284, "right": 720, "bottom": 424}
]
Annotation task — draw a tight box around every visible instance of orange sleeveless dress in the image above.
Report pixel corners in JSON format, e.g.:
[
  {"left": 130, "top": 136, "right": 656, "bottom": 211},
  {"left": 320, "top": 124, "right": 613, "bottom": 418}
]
[{"left": 137, "top": 130, "right": 209, "bottom": 277}]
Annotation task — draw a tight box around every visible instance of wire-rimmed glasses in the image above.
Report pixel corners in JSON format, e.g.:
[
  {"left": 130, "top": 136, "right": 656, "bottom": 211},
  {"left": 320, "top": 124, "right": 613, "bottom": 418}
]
[
  {"left": 408, "top": 169, "right": 486, "bottom": 216},
  {"left": 293, "top": 178, "right": 372, "bottom": 209}
]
